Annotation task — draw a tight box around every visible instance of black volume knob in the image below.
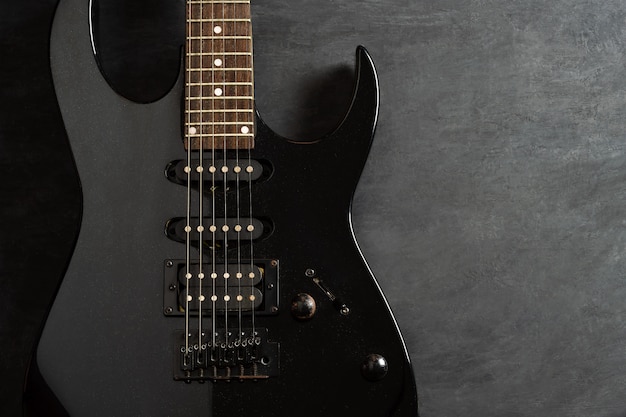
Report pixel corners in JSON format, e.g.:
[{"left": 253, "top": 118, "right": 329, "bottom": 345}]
[{"left": 361, "top": 354, "right": 388, "bottom": 381}]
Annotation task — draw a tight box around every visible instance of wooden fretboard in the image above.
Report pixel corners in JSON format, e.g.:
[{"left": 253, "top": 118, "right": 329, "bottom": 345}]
[{"left": 184, "top": 0, "right": 254, "bottom": 150}]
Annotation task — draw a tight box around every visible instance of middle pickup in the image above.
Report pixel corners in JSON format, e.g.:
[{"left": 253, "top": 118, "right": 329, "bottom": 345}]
[{"left": 165, "top": 217, "right": 267, "bottom": 244}]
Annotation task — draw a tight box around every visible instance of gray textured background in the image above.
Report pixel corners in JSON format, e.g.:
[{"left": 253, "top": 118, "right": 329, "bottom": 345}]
[{"left": 251, "top": 1, "right": 626, "bottom": 416}]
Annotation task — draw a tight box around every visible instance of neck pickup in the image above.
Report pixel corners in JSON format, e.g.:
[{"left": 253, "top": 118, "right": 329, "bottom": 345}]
[{"left": 165, "top": 158, "right": 264, "bottom": 185}]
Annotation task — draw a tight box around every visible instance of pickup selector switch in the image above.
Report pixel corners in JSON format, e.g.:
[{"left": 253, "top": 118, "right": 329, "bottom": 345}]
[{"left": 290, "top": 293, "right": 316, "bottom": 320}]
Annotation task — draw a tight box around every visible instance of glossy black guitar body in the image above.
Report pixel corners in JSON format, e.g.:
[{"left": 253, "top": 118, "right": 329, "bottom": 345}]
[{"left": 24, "top": 0, "right": 419, "bottom": 416}]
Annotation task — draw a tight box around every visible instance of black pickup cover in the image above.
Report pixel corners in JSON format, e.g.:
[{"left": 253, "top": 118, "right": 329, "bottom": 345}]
[{"left": 163, "top": 259, "right": 279, "bottom": 316}]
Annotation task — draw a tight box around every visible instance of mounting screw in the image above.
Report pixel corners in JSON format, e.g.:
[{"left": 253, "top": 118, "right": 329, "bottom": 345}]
[
  {"left": 164, "top": 306, "right": 174, "bottom": 315},
  {"left": 340, "top": 306, "right": 351, "bottom": 316},
  {"left": 271, "top": 306, "right": 279, "bottom": 313},
  {"left": 267, "top": 283, "right": 274, "bottom": 290},
  {"left": 305, "top": 268, "right": 316, "bottom": 277},
  {"left": 166, "top": 260, "right": 174, "bottom": 268},
  {"left": 270, "top": 260, "right": 278, "bottom": 267},
  {"left": 169, "top": 284, "right": 176, "bottom": 291}
]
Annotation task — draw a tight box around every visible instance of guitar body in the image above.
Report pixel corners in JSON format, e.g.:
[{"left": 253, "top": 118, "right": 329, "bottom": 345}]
[{"left": 30, "top": 0, "right": 418, "bottom": 416}]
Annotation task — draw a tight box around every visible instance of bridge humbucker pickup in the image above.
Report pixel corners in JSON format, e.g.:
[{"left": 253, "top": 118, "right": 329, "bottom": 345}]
[{"left": 163, "top": 259, "right": 279, "bottom": 316}]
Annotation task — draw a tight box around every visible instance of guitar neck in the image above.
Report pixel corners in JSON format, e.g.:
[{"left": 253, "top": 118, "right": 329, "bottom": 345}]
[{"left": 184, "top": 0, "right": 255, "bottom": 150}]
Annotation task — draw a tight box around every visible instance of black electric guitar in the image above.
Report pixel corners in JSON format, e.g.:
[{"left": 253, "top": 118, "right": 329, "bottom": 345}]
[{"left": 8, "top": 0, "right": 418, "bottom": 415}]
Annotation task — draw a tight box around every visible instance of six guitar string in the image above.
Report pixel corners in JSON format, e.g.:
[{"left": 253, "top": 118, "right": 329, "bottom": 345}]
[{"left": 184, "top": 0, "right": 255, "bottom": 369}]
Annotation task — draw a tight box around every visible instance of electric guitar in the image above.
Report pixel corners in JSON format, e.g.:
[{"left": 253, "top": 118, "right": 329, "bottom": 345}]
[{"left": 9, "top": 0, "right": 418, "bottom": 415}]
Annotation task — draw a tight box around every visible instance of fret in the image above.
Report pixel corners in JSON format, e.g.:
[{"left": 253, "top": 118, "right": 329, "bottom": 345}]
[
  {"left": 185, "top": 122, "right": 251, "bottom": 126},
  {"left": 187, "top": 58, "right": 253, "bottom": 73},
  {"left": 187, "top": 98, "right": 253, "bottom": 109},
  {"left": 186, "top": 36, "right": 252, "bottom": 40},
  {"left": 186, "top": 21, "right": 249, "bottom": 33},
  {"left": 187, "top": 1, "right": 250, "bottom": 3},
  {"left": 187, "top": 96, "right": 254, "bottom": 100},
  {"left": 186, "top": 54, "right": 253, "bottom": 67},
  {"left": 186, "top": 118, "right": 252, "bottom": 129},
  {"left": 187, "top": 52, "right": 252, "bottom": 56},
  {"left": 186, "top": 6, "right": 251, "bottom": 22},
  {"left": 186, "top": 68, "right": 253, "bottom": 72},
  {"left": 187, "top": 103, "right": 254, "bottom": 114},
  {"left": 184, "top": 137, "right": 254, "bottom": 151},
  {"left": 187, "top": 118, "right": 254, "bottom": 127},
  {"left": 187, "top": 133, "right": 255, "bottom": 137},
  {"left": 185, "top": 120, "right": 253, "bottom": 128},
  {"left": 186, "top": 113, "right": 253, "bottom": 124},
  {"left": 186, "top": 133, "right": 254, "bottom": 139},
  {"left": 190, "top": 84, "right": 250, "bottom": 91},
  {"left": 187, "top": 50, "right": 252, "bottom": 60},
  {"left": 187, "top": 110, "right": 252, "bottom": 118},
  {"left": 187, "top": 18, "right": 250, "bottom": 22},
  {"left": 187, "top": 79, "right": 252, "bottom": 89},
  {"left": 185, "top": 109, "right": 254, "bottom": 113},
  {"left": 186, "top": 82, "right": 253, "bottom": 86}
]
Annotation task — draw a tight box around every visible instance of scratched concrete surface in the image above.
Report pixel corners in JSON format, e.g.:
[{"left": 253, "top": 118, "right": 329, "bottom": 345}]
[{"left": 252, "top": 1, "right": 626, "bottom": 416}]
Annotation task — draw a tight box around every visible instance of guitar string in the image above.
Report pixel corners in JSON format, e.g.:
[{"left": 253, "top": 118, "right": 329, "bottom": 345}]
[
  {"left": 220, "top": 0, "right": 231, "bottom": 347},
  {"left": 197, "top": 0, "right": 206, "bottom": 363},
  {"left": 234, "top": 3, "right": 243, "bottom": 345},
  {"left": 230, "top": 1, "right": 243, "bottom": 344},
  {"left": 210, "top": 0, "right": 218, "bottom": 350},
  {"left": 237, "top": 2, "right": 247, "bottom": 343},
  {"left": 246, "top": 0, "right": 256, "bottom": 340},
  {"left": 183, "top": 0, "right": 255, "bottom": 372},
  {"left": 184, "top": 0, "right": 193, "bottom": 367},
  {"left": 185, "top": 0, "right": 256, "bottom": 369}
]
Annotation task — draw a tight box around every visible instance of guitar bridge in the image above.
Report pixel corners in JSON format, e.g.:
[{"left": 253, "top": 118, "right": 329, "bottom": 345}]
[{"left": 174, "top": 328, "right": 279, "bottom": 382}]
